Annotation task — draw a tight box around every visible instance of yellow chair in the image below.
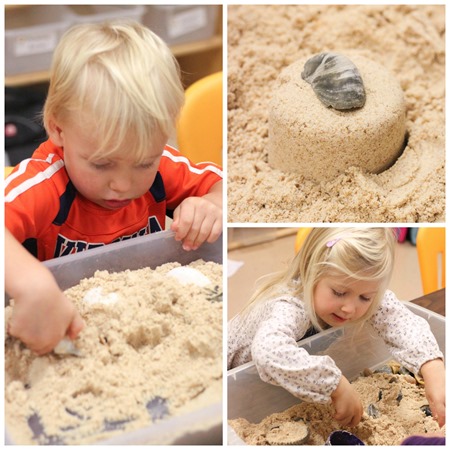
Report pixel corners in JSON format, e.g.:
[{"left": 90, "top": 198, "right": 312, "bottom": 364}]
[
  {"left": 295, "top": 227, "right": 313, "bottom": 253},
  {"left": 416, "top": 227, "right": 446, "bottom": 295},
  {"left": 177, "top": 71, "right": 222, "bottom": 166},
  {"left": 5, "top": 166, "right": 14, "bottom": 178}
]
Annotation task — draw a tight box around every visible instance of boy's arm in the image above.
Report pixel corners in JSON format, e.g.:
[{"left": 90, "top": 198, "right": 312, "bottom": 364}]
[
  {"left": 200, "top": 179, "right": 222, "bottom": 207},
  {"left": 5, "top": 229, "right": 84, "bottom": 354},
  {"left": 171, "top": 180, "right": 223, "bottom": 251}
]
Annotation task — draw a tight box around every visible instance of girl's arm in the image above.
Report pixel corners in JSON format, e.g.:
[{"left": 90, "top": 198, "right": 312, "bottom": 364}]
[
  {"left": 369, "top": 290, "right": 443, "bottom": 374},
  {"left": 231, "top": 295, "right": 363, "bottom": 426},
  {"left": 250, "top": 297, "right": 342, "bottom": 403},
  {"left": 420, "top": 358, "right": 445, "bottom": 427},
  {"left": 369, "top": 291, "right": 445, "bottom": 427}
]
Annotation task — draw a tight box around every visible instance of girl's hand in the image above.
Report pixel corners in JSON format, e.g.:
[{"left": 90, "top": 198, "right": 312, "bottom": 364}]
[
  {"left": 421, "top": 359, "right": 446, "bottom": 427},
  {"left": 331, "top": 376, "right": 363, "bottom": 427},
  {"left": 171, "top": 182, "right": 222, "bottom": 251}
]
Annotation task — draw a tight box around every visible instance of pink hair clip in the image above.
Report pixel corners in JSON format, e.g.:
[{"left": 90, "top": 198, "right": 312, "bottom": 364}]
[{"left": 326, "top": 238, "right": 341, "bottom": 248}]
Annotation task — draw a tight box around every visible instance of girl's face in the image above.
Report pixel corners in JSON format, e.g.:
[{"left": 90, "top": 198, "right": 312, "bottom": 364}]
[
  {"left": 313, "top": 276, "right": 380, "bottom": 327},
  {"left": 49, "top": 118, "right": 165, "bottom": 210}
]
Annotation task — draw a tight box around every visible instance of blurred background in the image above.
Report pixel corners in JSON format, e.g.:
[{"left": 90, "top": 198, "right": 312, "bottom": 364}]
[
  {"left": 228, "top": 227, "right": 445, "bottom": 320},
  {"left": 5, "top": 4, "right": 223, "bottom": 167}
]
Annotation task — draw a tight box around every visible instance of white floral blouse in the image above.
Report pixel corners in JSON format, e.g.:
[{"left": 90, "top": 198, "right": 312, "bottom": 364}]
[{"left": 227, "top": 289, "right": 443, "bottom": 403}]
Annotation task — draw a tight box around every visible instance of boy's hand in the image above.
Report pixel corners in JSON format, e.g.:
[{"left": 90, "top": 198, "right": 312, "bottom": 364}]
[
  {"left": 331, "top": 376, "right": 363, "bottom": 427},
  {"left": 5, "top": 229, "right": 85, "bottom": 355},
  {"left": 171, "top": 181, "right": 222, "bottom": 251},
  {"left": 421, "top": 359, "right": 446, "bottom": 427},
  {"left": 8, "top": 277, "right": 84, "bottom": 355}
]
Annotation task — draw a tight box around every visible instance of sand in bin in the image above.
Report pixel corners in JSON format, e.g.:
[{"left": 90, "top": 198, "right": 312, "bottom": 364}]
[
  {"left": 5, "top": 260, "right": 222, "bottom": 445},
  {"left": 229, "top": 370, "right": 443, "bottom": 445},
  {"left": 228, "top": 5, "right": 445, "bottom": 222}
]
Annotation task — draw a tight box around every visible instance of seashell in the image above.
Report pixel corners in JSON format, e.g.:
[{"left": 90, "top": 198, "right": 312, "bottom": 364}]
[
  {"left": 53, "top": 337, "right": 82, "bottom": 357},
  {"left": 301, "top": 52, "right": 366, "bottom": 110},
  {"left": 403, "top": 374, "right": 417, "bottom": 384},
  {"left": 387, "top": 361, "right": 402, "bottom": 374},
  {"left": 325, "top": 430, "right": 365, "bottom": 445},
  {"left": 414, "top": 373, "right": 425, "bottom": 385},
  {"left": 421, "top": 405, "right": 432, "bottom": 417},
  {"left": 396, "top": 389, "right": 403, "bottom": 405},
  {"left": 374, "top": 361, "right": 401, "bottom": 375},
  {"left": 266, "top": 420, "right": 310, "bottom": 445},
  {"left": 367, "top": 404, "right": 380, "bottom": 418},
  {"left": 374, "top": 365, "right": 393, "bottom": 375}
]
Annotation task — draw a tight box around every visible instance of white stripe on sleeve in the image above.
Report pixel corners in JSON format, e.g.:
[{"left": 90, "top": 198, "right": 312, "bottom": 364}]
[
  {"left": 162, "top": 148, "right": 223, "bottom": 178},
  {"left": 5, "top": 158, "right": 65, "bottom": 203}
]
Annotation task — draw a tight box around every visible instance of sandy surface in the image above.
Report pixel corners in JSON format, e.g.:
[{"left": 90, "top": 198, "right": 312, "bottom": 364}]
[
  {"left": 228, "top": 5, "right": 445, "bottom": 222},
  {"left": 5, "top": 260, "right": 222, "bottom": 445},
  {"left": 229, "top": 368, "right": 442, "bottom": 445}
]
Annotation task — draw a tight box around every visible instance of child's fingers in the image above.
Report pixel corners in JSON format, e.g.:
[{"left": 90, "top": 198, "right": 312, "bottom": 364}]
[
  {"left": 171, "top": 204, "right": 194, "bottom": 242},
  {"left": 172, "top": 197, "right": 222, "bottom": 250},
  {"left": 67, "top": 313, "right": 85, "bottom": 340},
  {"left": 431, "top": 402, "right": 445, "bottom": 427},
  {"left": 206, "top": 216, "right": 223, "bottom": 243},
  {"left": 184, "top": 213, "right": 222, "bottom": 250},
  {"left": 334, "top": 411, "right": 352, "bottom": 426}
]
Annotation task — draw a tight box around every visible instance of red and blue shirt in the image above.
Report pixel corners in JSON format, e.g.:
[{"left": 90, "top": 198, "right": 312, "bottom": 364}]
[{"left": 5, "top": 139, "right": 222, "bottom": 261}]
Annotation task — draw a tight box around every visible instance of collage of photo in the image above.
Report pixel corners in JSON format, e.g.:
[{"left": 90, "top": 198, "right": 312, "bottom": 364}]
[{"left": 4, "top": 2, "right": 446, "bottom": 446}]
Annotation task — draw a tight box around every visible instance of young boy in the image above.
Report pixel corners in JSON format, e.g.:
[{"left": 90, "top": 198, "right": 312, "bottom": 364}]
[{"left": 5, "top": 21, "right": 223, "bottom": 355}]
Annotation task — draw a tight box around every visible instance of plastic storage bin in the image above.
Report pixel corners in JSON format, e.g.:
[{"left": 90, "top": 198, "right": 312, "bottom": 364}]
[
  {"left": 227, "top": 302, "right": 445, "bottom": 444},
  {"left": 68, "top": 5, "right": 145, "bottom": 25},
  {"left": 5, "top": 5, "right": 73, "bottom": 76},
  {"left": 5, "top": 230, "right": 223, "bottom": 445},
  {"left": 144, "top": 5, "right": 219, "bottom": 46}
]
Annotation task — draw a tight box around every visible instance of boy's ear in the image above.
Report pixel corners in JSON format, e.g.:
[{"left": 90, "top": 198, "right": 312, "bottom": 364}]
[{"left": 47, "top": 118, "right": 65, "bottom": 147}]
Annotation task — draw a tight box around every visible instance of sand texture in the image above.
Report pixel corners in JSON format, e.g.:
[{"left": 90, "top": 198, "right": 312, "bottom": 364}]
[
  {"left": 228, "top": 5, "right": 445, "bottom": 222},
  {"left": 5, "top": 260, "right": 222, "bottom": 445},
  {"left": 229, "top": 369, "right": 442, "bottom": 445}
]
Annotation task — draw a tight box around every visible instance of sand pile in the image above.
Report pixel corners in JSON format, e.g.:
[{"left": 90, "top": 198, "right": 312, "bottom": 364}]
[
  {"left": 5, "top": 260, "right": 222, "bottom": 445},
  {"left": 228, "top": 5, "right": 445, "bottom": 222}
]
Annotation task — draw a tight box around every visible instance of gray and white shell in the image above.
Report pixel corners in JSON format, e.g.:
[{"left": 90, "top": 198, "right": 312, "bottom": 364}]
[{"left": 301, "top": 52, "right": 366, "bottom": 110}]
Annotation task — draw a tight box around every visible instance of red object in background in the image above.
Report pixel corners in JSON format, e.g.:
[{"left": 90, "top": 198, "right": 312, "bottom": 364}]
[
  {"left": 5, "top": 123, "right": 18, "bottom": 137},
  {"left": 396, "top": 228, "right": 408, "bottom": 242}
]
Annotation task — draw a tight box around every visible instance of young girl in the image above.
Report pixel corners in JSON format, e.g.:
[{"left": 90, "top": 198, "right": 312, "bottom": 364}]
[{"left": 228, "top": 228, "right": 445, "bottom": 428}]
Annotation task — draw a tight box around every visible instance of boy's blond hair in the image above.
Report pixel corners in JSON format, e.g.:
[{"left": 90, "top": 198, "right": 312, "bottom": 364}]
[
  {"left": 242, "top": 227, "right": 396, "bottom": 331},
  {"left": 43, "top": 20, "right": 185, "bottom": 162}
]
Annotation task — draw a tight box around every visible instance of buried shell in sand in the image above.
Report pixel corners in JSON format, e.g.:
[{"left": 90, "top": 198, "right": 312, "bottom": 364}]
[
  {"left": 266, "top": 420, "right": 310, "bottom": 445},
  {"left": 301, "top": 52, "right": 366, "bottom": 110}
]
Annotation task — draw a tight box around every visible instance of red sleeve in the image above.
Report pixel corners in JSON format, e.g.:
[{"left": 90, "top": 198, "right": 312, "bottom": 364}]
[
  {"left": 5, "top": 152, "right": 67, "bottom": 243},
  {"left": 159, "top": 145, "right": 223, "bottom": 210}
]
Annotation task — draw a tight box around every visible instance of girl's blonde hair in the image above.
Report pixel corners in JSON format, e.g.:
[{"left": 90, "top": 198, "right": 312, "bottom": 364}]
[
  {"left": 43, "top": 20, "right": 185, "bottom": 162},
  {"left": 242, "top": 228, "right": 396, "bottom": 330}
]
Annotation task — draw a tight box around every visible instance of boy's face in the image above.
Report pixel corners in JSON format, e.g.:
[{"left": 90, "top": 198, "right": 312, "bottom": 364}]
[
  {"left": 49, "top": 119, "right": 165, "bottom": 210},
  {"left": 313, "top": 276, "right": 379, "bottom": 327}
]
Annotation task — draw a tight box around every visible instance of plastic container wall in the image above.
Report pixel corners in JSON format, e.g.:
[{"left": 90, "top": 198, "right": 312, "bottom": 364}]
[{"left": 44, "top": 230, "right": 222, "bottom": 291}]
